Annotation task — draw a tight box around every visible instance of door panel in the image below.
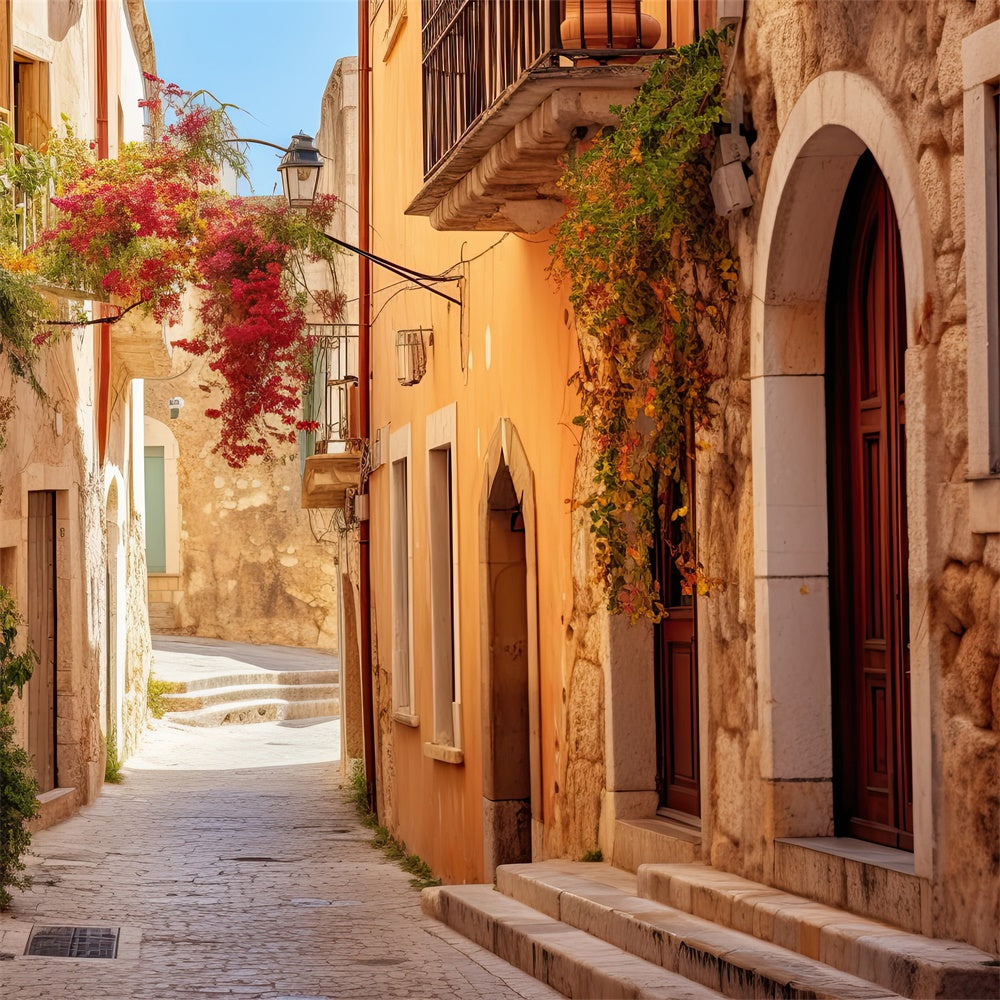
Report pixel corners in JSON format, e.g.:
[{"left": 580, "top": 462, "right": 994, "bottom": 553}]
[
  {"left": 654, "top": 447, "right": 699, "bottom": 818},
  {"left": 828, "top": 154, "right": 912, "bottom": 850},
  {"left": 27, "top": 490, "right": 56, "bottom": 793}
]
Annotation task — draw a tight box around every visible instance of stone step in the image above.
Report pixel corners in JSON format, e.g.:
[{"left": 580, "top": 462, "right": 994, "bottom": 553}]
[
  {"left": 636, "top": 862, "right": 999, "bottom": 999},
  {"left": 162, "top": 697, "right": 339, "bottom": 727},
  {"left": 163, "top": 668, "right": 339, "bottom": 692},
  {"left": 496, "top": 861, "right": 906, "bottom": 999},
  {"left": 148, "top": 602, "right": 177, "bottom": 630},
  {"left": 422, "top": 883, "right": 725, "bottom": 999},
  {"left": 160, "top": 682, "right": 339, "bottom": 712}
]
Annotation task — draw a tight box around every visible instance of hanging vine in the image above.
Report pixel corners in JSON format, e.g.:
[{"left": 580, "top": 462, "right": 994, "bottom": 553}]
[{"left": 551, "top": 29, "right": 739, "bottom": 621}]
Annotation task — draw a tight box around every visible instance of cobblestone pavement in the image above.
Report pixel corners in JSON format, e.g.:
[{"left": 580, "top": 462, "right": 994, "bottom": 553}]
[{"left": 0, "top": 714, "right": 561, "bottom": 1000}]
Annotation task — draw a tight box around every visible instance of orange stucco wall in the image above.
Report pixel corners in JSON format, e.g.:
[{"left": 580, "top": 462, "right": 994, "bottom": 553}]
[{"left": 366, "top": 6, "right": 579, "bottom": 883}]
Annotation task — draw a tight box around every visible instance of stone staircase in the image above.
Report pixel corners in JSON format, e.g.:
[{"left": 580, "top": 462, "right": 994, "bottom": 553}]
[
  {"left": 422, "top": 860, "right": 1000, "bottom": 999},
  {"left": 157, "top": 668, "right": 339, "bottom": 727}
]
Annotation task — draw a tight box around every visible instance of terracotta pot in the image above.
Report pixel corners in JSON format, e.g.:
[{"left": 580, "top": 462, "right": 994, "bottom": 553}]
[{"left": 560, "top": 0, "right": 661, "bottom": 51}]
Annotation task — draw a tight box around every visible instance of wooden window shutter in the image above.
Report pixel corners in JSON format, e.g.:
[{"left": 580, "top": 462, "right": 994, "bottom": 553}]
[{"left": 16, "top": 56, "right": 49, "bottom": 148}]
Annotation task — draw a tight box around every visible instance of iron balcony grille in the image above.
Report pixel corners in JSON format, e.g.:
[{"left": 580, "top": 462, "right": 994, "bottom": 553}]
[
  {"left": 299, "top": 323, "right": 361, "bottom": 471},
  {"left": 420, "top": 0, "right": 700, "bottom": 178}
]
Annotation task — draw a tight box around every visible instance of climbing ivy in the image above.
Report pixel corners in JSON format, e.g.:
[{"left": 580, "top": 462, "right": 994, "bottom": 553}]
[{"left": 551, "top": 29, "right": 739, "bottom": 622}]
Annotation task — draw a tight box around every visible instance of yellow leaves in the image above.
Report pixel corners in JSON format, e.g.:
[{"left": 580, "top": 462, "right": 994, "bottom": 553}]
[
  {"left": 671, "top": 505, "right": 688, "bottom": 521},
  {"left": 665, "top": 300, "right": 681, "bottom": 323},
  {"left": 643, "top": 402, "right": 657, "bottom": 419},
  {"left": 0, "top": 246, "right": 38, "bottom": 274},
  {"left": 629, "top": 140, "right": 643, "bottom": 165}
]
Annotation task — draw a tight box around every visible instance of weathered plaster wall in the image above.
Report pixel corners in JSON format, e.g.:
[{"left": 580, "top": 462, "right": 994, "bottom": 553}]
[{"left": 144, "top": 349, "right": 340, "bottom": 650}]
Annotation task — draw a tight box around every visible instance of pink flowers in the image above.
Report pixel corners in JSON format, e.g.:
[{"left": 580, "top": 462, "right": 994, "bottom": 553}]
[{"left": 34, "top": 78, "right": 344, "bottom": 467}]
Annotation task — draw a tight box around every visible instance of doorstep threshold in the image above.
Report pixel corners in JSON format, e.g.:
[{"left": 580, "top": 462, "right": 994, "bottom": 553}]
[{"left": 777, "top": 836, "right": 915, "bottom": 875}]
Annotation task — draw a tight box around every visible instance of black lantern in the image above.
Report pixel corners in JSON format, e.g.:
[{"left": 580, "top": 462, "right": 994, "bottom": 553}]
[{"left": 278, "top": 132, "right": 322, "bottom": 208}]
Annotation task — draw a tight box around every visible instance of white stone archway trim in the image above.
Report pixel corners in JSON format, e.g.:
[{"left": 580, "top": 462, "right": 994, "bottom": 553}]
[{"left": 751, "top": 71, "right": 938, "bottom": 878}]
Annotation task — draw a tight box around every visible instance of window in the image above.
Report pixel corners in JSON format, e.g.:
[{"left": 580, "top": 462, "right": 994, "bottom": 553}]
[
  {"left": 390, "top": 425, "right": 417, "bottom": 724},
  {"left": 425, "top": 403, "right": 461, "bottom": 760},
  {"left": 963, "top": 19, "right": 1000, "bottom": 532},
  {"left": 13, "top": 53, "right": 49, "bottom": 148}
]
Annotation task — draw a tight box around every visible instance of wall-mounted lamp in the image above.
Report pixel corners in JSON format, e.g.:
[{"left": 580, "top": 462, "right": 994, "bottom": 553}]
[
  {"left": 710, "top": 93, "right": 753, "bottom": 218},
  {"left": 395, "top": 328, "right": 431, "bottom": 386},
  {"left": 168, "top": 396, "right": 184, "bottom": 420}
]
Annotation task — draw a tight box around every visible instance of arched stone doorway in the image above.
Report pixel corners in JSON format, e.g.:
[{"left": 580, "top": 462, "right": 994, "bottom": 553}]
[
  {"left": 750, "top": 72, "right": 937, "bottom": 873},
  {"left": 480, "top": 419, "right": 541, "bottom": 879}
]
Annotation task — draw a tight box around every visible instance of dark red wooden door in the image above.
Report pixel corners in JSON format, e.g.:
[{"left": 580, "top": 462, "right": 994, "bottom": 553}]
[
  {"left": 828, "top": 154, "right": 913, "bottom": 850},
  {"left": 653, "top": 448, "right": 699, "bottom": 818}
]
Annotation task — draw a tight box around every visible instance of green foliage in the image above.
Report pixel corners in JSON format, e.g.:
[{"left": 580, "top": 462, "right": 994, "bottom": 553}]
[
  {"left": 0, "top": 585, "right": 39, "bottom": 910},
  {"left": 344, "top": 759, "right": 441, "bottom": 890},
  {"left": 104, "top": 727, "right": 123, "bottom": 784},
  {"left": 0, "top": 120, "right": 60, "bottom": 253},
  {"left": 146, "top": 675, "right": 173, "bottom": 719},
  {"left": 0, "top": 586, "right": 36, "bottom": 704},
  {"left": 551, "top": 29, "right": 739, "bottom": 621},
  {"left": 581, "top": 848, "right": 604, "bottom": 862}
]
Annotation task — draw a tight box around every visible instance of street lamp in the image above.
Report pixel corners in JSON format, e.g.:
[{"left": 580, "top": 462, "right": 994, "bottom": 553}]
[
  {"left": 277, "top": 132, "right": 323, "bottom": 209},
  {"left": 276, "top": 133, "right": 462, "bottom": 307}
]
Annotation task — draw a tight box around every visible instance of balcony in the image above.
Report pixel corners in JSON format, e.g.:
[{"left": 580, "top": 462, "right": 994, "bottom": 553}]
[
  {"left": 299, "top": 323, "right": 363, "bottom": 510},
  {"left": 408, "top": 0, "right": 707, "bottom": 232},
  {"left": 109, "top": 306, "right": 173, "bottom": 379}
]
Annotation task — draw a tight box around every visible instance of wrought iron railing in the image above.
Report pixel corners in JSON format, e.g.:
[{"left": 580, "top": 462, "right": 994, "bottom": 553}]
[
  {"left": 299, "top": 324, "right": 361, "bottom": 471},
  {"left": 420, "top": 0, "right": 701, "bottom": 177}
]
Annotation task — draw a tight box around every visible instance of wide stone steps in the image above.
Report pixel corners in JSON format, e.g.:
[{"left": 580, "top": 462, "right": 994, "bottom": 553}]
[
  {"left": 423, "top": 860, "right": 999, "bottom": 999},
  {"left": 422, "top": 883, "right": 724, "bottom": 999},
  {"left": 158, "top": 669, "right": 339, "bottom": 727},
  {"left": 635, "top": 863, "right": 997, "bottom": 999}
]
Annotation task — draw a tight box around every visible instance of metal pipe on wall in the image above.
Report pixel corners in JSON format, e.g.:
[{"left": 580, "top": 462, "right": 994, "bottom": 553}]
[{"left": 357, "top": 0, "right": 378, "bottom": 813}]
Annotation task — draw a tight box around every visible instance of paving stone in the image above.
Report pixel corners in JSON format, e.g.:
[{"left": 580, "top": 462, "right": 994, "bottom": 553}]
[{"left": 0, "top": 710, "right": 561, "bottom": 1000}]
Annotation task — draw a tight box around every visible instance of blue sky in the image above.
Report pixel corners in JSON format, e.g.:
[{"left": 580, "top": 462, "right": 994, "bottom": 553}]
[{"left": 144, "top": 0, "right": 358, "bottom": 196}]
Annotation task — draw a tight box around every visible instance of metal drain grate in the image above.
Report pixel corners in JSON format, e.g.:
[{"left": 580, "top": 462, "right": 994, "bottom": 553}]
[{"left": 26, "top": 926, "right": 119, "bottom": 958}]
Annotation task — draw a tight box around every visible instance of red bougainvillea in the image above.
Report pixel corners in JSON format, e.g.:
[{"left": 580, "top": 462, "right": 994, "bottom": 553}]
[{"left": 33, "top": 76, "right": 342, "bottom": 466}]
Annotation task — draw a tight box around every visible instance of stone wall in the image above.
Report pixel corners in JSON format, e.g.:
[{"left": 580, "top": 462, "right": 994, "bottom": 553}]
[
  {"left": 144, "top": 349, "right": 340, "bottom": 650},
  {"left": 551, "top": 0, "right": 998, "bottom": 954}
]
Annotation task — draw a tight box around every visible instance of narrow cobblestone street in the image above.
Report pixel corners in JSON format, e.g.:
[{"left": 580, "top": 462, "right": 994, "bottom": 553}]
[{"left": 0, "top": 650, "right": 559, "bottom": 1000}]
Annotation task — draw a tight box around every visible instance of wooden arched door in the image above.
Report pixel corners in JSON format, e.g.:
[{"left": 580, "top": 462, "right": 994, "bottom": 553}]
[
  {"left": 653, "top": 439, "right": 699, "bottom": 818},
  {"left": 827, "top": 153, "right": 913, "bottom": 850}
]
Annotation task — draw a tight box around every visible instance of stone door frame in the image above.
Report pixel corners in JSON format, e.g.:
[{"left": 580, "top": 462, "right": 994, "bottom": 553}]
[{"left": 750, "top": 71, "right": 938, "bottom": 877}]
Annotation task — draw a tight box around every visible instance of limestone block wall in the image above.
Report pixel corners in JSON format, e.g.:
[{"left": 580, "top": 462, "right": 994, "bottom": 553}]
[
  {"left": 734, "top": 0, "right": 998, "bottom": 953},
  {"left": 550, "top": 0, "right": 998, "bottom": 955},
  {"left": 144, "top": 351, "right": 340, "bottom": 650}
]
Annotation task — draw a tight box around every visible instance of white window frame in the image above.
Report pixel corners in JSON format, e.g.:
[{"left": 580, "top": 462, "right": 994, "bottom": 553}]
[
  {"left": 963, "top": 18, "right": 1000, "bottom": 532},
  {"left": 390, "top": 424, "right": 417, "bottom": 725},
  {"left": 424, "top": 402, "right": 462, "bottom": 762}
]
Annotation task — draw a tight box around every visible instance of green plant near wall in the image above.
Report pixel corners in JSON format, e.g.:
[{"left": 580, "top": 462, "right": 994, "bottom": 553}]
[
  {"left": 344, "top": 759, "right": 441, "bottom": 890},
  {"left": 551, "top": 29, "right": 739, "bottom": 622},
  {"left": 0, "top": 584, "right": 39, "bottom": 910}
]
